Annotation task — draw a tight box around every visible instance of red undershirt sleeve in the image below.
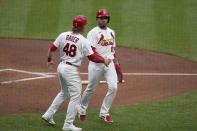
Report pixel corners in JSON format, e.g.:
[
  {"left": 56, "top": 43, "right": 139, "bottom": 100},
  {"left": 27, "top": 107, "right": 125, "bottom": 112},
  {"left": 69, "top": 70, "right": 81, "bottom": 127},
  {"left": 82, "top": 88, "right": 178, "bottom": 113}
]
[
  {"left": 88, "top": 47, "right": 105, "bottom": 63},
  {"left": 50, "top": 44, "right": 57, "bottom": 52}
]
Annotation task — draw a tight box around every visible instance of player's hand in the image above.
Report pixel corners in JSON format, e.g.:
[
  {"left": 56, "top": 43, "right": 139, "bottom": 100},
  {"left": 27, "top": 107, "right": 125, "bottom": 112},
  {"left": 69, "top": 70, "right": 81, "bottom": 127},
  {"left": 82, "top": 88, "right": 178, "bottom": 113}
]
[
  {"left": 104, "top": 58, "right": 111, "bottom": 67},
  {"left": 47, "top": 61, "right": 54, "bottom": 69}
]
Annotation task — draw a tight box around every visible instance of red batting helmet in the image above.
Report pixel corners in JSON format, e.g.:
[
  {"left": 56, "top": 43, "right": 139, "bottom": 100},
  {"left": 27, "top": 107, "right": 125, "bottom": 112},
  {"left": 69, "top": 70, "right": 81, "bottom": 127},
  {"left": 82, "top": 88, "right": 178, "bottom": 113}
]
[
  {"left": 73, "top": 15, "right": 88, "bottom": 28},
  {"left": 96, "top": 9, "right": 110, "bottom": 18},
  {"left": 96, "top": 9, "right": 110, "bottom": 23}
]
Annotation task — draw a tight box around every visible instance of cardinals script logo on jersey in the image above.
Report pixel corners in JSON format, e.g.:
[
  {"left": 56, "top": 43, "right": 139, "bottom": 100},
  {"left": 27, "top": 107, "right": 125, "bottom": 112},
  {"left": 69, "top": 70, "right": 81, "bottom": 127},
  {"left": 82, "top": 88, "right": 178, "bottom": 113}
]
[{"left": 98, "top": 32, "right": 114, "bottom": 46}]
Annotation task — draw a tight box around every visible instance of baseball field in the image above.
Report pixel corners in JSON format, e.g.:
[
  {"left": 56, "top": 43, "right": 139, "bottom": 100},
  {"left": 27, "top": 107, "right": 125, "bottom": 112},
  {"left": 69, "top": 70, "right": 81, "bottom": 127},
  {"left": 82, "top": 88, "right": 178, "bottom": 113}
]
[{"left": 0, "top": 0, "right": 197, "bottom": 131}]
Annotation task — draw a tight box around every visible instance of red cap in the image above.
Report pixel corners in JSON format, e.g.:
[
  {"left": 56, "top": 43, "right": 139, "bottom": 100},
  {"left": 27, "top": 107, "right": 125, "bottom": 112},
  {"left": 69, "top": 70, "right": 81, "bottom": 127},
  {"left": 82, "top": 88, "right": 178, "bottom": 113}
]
[
  {"left": 96, "top": 9, "right": 110, "bottom": 18},
  {"left": 73, "top": 15, "right": 88, "bottom": 28}
]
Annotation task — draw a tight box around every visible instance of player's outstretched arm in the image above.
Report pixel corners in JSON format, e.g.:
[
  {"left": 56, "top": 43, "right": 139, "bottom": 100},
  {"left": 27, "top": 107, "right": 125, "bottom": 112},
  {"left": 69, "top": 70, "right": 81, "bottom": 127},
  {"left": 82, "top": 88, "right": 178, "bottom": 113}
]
[
  {"left": 87, "top": 46, "right": 111, "bottom": 67},
  {"left": 47, "top": 44, "right": 57, "bottom": 68}
]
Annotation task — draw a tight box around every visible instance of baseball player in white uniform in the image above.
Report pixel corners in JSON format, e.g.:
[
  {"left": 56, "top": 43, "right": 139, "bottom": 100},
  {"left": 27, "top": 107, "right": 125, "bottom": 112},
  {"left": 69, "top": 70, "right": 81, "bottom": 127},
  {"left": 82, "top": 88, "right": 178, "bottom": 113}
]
[
  {"left": 78, "top": 9, "right": 123, "bottom": 123},
  {"left": 42, "top": 15, "right": 111, "bottom": 131}
]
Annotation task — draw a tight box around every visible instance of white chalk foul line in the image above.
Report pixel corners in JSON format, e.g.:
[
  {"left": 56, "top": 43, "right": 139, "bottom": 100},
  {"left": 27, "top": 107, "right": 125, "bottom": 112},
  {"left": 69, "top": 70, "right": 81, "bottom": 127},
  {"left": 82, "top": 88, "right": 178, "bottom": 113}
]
[
  {"left": 0, "top": 68, "right": 56, "bottom": 84},
  {"left": 0, "top": 68, "right": 11, "bottom": 72},
  {"left": 0, "top": 68, "right": 197, "bottom": 84},
  {"left": 0, "top": 75, "right": 54, "bottom": 84},
  {"left": 46, "top": 72, "right": 197, "bottom": 76},
  {"left": 0, "top": 68, "right": 48, "bottom": 76}
]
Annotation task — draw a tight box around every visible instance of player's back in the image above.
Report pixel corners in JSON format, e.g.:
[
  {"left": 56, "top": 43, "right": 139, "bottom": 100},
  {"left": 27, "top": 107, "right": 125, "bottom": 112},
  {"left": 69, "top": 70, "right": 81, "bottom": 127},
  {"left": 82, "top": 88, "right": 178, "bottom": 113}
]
[{"left": 53, "top": 31, "right": 93, "bottom": 67}]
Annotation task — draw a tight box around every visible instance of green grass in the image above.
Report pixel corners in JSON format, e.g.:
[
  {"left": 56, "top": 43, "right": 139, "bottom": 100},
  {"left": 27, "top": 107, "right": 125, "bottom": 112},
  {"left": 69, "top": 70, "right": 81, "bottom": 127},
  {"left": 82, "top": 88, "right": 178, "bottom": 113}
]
[
  {"left": 0, "top": 1, "right": 197, "bottom": 130},
  {"left": 0, "top": 0, "right": 197, "bottom": 62},
  {"left": 0, "top": 90, "right": 197, "bottom": 131}
]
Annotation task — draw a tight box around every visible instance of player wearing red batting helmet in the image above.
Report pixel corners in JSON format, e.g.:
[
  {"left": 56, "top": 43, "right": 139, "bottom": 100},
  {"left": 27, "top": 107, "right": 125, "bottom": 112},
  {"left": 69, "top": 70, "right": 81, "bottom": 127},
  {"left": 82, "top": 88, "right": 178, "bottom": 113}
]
[
  {"left": 42, "top": 15, "right": 111, "bottom": 131},
  {"left": 96, "top": 9, "right": 110, "bottom": 29},
  {"left": 78, "top": 9, "right": 124, "bottom": 123}
]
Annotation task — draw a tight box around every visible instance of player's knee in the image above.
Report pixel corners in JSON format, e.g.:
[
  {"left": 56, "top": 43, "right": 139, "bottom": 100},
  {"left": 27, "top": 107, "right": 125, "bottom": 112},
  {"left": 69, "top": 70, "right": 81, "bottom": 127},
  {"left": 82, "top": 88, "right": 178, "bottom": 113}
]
[
  {"left": 59, "top": 90, "right": 67, "bottom": 97},
  {"left": 70, "top": 93, "right": 81, "bottom": 101},
  {"left": 112, "top": 86, "right": 118, "bottom": 93},
  {"left": 86, "top": 85, "right": 96, "bottom": 93},
  {"left": 109, "top": 84, "right": 117, "bottom": 93}
]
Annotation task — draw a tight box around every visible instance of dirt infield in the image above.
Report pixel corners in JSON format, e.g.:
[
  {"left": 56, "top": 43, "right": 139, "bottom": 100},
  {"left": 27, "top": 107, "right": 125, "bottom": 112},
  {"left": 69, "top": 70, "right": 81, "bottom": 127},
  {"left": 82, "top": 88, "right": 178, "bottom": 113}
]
[{"left": 0, "top": 38, "right": 197, "bottom": 114}]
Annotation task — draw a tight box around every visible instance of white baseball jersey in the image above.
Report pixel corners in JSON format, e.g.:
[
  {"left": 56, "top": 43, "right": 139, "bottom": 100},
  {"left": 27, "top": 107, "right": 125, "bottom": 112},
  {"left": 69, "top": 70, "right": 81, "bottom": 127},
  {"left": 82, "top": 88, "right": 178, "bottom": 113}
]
[
  {"left": 53, "top": 31, "right": 93, "bottom": 66},
  {"left": 87, "top": 26, "right": 116, "bottom": 59}
]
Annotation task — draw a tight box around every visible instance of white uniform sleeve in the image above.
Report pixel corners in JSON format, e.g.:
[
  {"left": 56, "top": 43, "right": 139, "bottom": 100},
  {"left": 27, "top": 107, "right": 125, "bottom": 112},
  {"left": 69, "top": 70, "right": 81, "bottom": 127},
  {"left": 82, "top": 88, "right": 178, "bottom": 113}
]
[
  {"left": 87, "top": 31, "right": 98, "bottom": 48},
  {"left": 112, "top": 31, "right": 116, "bottom": 47},
  {"left": 82, "top": 40, "right": 94, "bottom": 57},
  {"left": 110, "top": 30, "right": 116, "bottom": 55},
  {"left": 53, "top": 33, "right": 63, "bottom": 48}
]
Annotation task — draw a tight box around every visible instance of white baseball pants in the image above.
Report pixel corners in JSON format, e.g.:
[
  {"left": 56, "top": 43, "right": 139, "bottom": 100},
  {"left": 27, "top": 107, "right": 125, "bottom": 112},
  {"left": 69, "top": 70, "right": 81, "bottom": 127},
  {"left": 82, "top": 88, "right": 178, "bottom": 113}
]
[
  {"left": 43, "top": 62, "right": 81, "bottom": 123},
  {"left": 79, "top": 61, "right": 118, "bottom": 116}
]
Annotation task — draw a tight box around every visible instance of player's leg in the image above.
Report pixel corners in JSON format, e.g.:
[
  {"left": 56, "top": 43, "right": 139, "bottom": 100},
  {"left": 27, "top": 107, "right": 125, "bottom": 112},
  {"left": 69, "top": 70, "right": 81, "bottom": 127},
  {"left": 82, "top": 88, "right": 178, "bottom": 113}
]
[
  {"left": 100, "top": 62, "right": 117, "bottom": 122},
  {"left": 42, "top": 64, "right": 69, "bottom": 125},
  {"left": 78, "top": 62, "right": 104, "bottom": 116},
  {"left": 43, "top": 73, "right": 69, "bottom": 116},
  {"left": 64, "top": 79, "right": 81, "bottom": 123},
  {"left": 62, "top": 66, "right": 82, "bottom": 130}
]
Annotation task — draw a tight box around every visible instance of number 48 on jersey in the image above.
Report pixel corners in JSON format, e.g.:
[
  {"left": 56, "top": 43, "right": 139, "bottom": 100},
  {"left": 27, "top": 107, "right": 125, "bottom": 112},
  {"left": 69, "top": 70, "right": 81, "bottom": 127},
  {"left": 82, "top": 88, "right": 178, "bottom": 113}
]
[{"left": 63, "top": 43, "right": 77, "bottom": 57}]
